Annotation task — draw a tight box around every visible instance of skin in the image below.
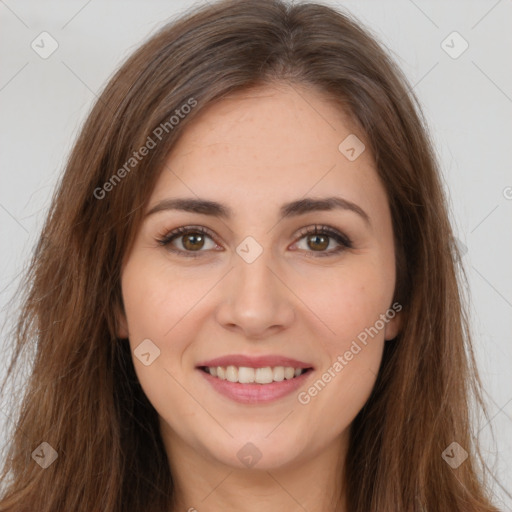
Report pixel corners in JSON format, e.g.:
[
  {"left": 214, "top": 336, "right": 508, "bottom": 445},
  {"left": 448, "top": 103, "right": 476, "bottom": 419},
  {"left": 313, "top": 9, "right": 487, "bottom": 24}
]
[{"left": 117, "top": 82, "right": 402, "bottom": 512}]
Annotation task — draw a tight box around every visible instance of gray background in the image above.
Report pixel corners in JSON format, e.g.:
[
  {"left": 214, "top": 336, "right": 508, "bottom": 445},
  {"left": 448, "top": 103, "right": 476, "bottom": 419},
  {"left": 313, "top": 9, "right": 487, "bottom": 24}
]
[{"left": 0, "top": 0, "right": 511, "bottom": 507}]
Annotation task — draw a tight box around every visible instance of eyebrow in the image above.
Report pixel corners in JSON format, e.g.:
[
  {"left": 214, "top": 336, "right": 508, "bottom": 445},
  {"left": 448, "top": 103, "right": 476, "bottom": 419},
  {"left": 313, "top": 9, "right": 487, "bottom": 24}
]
[{"left": 146, "top": 196, "right": 371, "bottom": 226}]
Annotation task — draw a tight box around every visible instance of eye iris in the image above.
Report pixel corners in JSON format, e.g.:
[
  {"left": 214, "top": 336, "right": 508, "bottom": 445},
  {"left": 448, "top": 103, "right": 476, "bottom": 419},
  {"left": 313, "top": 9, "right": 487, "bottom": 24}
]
[
  {"left": 308, "top": 234, "right": 329, "bottom": 251},
  {"left": 182, "top": 232, "right": 205, "bottom": 251}
]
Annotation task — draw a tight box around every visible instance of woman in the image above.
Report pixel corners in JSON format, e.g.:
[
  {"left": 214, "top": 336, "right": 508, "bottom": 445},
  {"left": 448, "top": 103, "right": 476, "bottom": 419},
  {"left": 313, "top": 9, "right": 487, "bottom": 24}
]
[{"left": 0, "top": 0, "right": 504, "bottom": 510}]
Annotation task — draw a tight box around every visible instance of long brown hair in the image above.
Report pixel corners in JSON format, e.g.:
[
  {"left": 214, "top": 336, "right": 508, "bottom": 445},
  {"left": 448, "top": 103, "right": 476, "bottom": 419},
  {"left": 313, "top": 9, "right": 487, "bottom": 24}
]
[{"left": 0, "top": 1, "right": 504, "bottom": 510}]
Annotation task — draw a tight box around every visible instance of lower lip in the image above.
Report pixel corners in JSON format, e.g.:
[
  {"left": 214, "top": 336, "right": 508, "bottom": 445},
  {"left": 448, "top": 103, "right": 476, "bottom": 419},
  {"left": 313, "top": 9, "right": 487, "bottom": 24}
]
[{"left": 198, "top": 369, "right": 312, "bottom": 404}]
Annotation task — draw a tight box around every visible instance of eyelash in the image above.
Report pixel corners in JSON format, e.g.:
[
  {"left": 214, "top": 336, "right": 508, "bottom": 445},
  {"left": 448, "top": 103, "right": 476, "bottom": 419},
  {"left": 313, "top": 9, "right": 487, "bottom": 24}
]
[{"left": 156, "top": 224, "right": 353, "bottom": 259}]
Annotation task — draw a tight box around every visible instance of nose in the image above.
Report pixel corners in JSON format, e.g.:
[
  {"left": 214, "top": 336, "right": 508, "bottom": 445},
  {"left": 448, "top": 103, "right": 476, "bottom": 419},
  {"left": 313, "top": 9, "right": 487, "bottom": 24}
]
[{"left": 215, "top": 249, "right": 295, "bottom": 340}]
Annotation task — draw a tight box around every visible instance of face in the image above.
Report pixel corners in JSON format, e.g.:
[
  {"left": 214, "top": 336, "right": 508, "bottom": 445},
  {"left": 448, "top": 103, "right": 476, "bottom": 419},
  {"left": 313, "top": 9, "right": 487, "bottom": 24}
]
[{"left": 117, "top": 82, "right": 401, "bottom": 473}]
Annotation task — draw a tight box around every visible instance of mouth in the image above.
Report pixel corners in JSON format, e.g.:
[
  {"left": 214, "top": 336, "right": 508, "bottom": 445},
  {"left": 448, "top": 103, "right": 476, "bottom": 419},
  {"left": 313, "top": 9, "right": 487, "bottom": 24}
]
[
  {"left": 196, "top": 355, "right": 314, "bottom": 404},
  {"left": 198, "top": 365, "right": 313, "bottom": 384}
]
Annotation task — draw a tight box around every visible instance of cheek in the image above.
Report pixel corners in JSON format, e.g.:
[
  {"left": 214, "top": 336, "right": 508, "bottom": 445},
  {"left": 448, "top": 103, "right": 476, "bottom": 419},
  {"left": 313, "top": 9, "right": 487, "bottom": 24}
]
[
  {"left": 296, "top": 256, "right": 392, "bottom": 408},
  {"left": 301, "top": 340, "right": 384, "bottom": 444},
  {"left": 312, "top": 274, "right": 387, "bottom": 395},
  {"left": 296, "top": 268, "right": 388, "bottom": 436},
  {"left": 121, "top": 255, "right": 213, "bottom": 341},
  {"left": 120, "top": 259, "right": 207, "bottom": 432},
  {"left": 302, "top": 259, "right": 395, "bottom": 346}
]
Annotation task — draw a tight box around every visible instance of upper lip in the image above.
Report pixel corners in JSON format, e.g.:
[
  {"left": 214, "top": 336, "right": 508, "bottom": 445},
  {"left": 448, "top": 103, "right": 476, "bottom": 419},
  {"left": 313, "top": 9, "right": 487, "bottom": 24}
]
[{"left": 197, "top": 354, "right": 313, "bottom": 369}]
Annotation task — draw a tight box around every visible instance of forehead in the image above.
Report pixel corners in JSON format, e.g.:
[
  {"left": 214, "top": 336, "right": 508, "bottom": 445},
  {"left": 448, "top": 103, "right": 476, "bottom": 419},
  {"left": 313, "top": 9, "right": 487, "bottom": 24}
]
[
  {"left": 150, "top": 83, "right": 385, "bottom": 219},
  {"left": 170, "top": 82, "right": 364, "bottom": 164}
]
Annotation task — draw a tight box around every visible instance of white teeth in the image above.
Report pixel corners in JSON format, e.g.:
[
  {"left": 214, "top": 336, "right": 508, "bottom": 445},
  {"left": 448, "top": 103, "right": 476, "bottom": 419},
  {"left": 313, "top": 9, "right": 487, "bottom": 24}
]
[
  {"left": 273, "top": 366, "right": 285, "bottom": 382},
  {"left": 204, "top": 365, "right": 306, "bottom": 384},
  {"left": 238, "top": 367, "right": 255, "bottom": 383},
  {"left": 284, "top": 367, "right": 295, "bottom": 380},
  {"left": 226, "top": 365, "right": 238, "bottom": 383},
  {"left": 255, "top": 367, "right": 273, "bottom": 384}
]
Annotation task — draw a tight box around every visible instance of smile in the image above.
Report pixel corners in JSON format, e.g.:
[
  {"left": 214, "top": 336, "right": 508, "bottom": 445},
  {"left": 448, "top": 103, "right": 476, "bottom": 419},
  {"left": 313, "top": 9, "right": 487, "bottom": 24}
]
[{"left": 199, "top": 365, "right": 310, "bottom": 384}]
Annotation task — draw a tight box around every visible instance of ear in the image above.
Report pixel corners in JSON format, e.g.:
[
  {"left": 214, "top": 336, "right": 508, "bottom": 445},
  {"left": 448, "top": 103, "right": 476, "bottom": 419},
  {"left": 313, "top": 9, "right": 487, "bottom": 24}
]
[
  {"left": 384, "top": 306, "right": 403, "bottom": 341},
  {"left": 114, "top": 300, "right": 129, "bottom": 339}
]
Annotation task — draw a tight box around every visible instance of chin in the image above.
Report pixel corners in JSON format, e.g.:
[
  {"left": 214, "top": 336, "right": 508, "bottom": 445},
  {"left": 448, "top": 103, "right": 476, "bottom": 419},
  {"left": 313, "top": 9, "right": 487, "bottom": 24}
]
[{"left": 204, "top": 435, "right": 307, "bottom": 471}]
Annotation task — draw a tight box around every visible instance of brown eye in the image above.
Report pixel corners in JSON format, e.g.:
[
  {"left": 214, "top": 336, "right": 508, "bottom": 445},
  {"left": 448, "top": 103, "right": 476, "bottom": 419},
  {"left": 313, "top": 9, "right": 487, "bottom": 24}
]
[
  {"left": 181, "top": 232, "right": 206, "bottom": 251},
  {"left": 293, "top": 225, "right": 353, "bottom": 257},
  {"left": 306, "top": 233, "right": 329, "bottom": 251},
  {"left": 157, "top": 226, "right": 219, "bottom": 257}
]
